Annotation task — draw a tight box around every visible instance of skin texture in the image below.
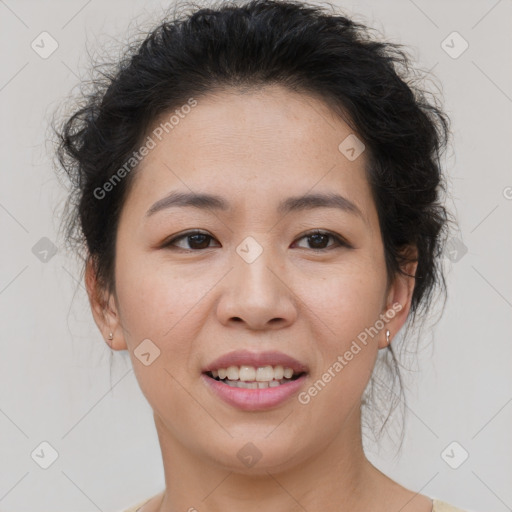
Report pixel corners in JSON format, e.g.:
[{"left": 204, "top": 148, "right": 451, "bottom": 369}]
[{"left": 86, "top": 85, "right": 430, "bottom": 511}]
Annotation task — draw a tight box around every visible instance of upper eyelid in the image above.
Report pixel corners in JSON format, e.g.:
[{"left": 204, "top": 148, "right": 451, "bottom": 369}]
[{"left": 164, "top": 229, "right": 349, "bottom": 248}]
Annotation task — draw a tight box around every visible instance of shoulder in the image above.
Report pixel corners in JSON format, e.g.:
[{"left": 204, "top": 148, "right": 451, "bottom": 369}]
[
  {"left": 121, "top": 492, "right": 162, "bottom": 512},
  {"left": 121, "top": 500, "right": 148, "bottom": 512},
  {"left": 122, "top": 495, "right": 470, "bottom": 512},
  {"left": 432, "top": 499, "right": 470, "bottom": 512}
]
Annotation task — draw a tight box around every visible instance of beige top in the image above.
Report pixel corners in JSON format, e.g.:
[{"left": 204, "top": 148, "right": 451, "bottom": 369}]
[{"left": 122, "top": 497, "right": 468, "bottom": 512}]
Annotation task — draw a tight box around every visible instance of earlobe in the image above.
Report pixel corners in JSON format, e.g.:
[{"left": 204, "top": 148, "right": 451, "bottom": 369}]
[
  {"left": 84, "top": 256, "right": 127, "bottom": 351},
  {"left": 378, "top": 246, "right": 418, "bottom": 349},
  {"left": 103, "top": 292, "right": 128, "bottom": 351}
]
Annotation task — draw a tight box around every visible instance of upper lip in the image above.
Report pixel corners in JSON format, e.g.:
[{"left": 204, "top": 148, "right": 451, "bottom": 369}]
[{"left": 203, "top": 350, "right": 309, "bottom": 374}]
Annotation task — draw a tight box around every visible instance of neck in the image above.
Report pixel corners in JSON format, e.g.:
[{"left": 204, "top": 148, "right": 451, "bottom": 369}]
[{"left": 153, "top": 404, "right": 385, "bottom": 512}]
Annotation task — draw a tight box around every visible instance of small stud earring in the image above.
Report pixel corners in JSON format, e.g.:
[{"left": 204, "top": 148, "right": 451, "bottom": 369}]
[
  {"left": 386, "top": 329, "right": 391, "bottom": 345},
  {"left": 108, "top": 332, "right": 113, "bottom": 341}
]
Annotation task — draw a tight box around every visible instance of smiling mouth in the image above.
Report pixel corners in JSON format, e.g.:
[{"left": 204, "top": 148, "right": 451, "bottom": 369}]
[{"left": 204, "top": 365, "right": 305, "bottom": 389}]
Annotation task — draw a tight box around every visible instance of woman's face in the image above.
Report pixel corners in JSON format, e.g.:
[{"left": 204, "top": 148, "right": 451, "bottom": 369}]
[{"left": 89, "top": 85, "right": 414, "bottom": 473}]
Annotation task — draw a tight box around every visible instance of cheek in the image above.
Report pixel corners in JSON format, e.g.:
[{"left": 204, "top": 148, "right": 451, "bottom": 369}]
[
  {"left": 114, "top": 249, "right": 201, "bottom": 338},
  {"left": 302, "top": 258, "right": 387, "bottom": 338},
  {"left": 113, "top": 252, "right": 201, "bottom": 408},
  {"left": 296, "top": 275, "right": 385, "bottom": 419},
  {"left": 113, "top": 249, "right": 219, "bottom": 389},
  {"left": 299, "top": 260, "right": 386, "bottom": 391}
]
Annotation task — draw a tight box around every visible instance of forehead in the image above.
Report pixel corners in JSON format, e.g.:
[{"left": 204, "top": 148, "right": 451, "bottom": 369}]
[
  {"left": 152, "top": 86, "right": 353, "bottom": 165},
  {"left": 124, "top": 85, "right": 378, "bottom": 231}
]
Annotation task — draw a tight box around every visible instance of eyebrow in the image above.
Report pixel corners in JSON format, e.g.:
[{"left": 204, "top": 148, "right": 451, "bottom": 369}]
[{"left": 145, "top": 190, "right": 365, "bottom": 222}]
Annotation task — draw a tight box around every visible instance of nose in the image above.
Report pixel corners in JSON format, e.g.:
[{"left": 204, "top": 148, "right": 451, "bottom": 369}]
[{"left": 216, "top": 244, "right": 298, "bottom": 331}]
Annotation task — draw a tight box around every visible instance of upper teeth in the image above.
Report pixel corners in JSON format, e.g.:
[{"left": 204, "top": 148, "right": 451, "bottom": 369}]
[{"left": 211, "top": 365, "right": 295, "bottom": 381}]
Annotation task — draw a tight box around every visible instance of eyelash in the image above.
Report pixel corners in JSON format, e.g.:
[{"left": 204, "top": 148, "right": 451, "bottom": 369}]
[{"left": 162, "top": 229, "right": 350, "bottom": 252}]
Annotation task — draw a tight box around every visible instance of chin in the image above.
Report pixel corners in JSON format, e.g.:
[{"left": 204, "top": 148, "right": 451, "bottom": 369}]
[{"left": 197, "top": 433, "right": 313, "bottom": 475}]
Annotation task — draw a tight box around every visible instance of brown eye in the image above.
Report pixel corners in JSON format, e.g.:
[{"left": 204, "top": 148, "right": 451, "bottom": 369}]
[
  {"left": 293, "top": 230, "right": 349, "bottom": 251},
  {"left": 163, "top": 230, "right": 219, "bottom": 251},
  {"left": 162, "top": 229, "right": 350, "bottom": 252}
]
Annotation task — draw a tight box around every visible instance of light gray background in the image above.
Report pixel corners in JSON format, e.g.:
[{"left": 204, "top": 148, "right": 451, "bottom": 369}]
[{"left": 0, "top": 0, "right": 511, "bottom": 511}]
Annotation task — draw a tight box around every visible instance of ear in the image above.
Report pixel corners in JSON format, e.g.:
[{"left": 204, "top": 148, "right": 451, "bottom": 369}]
[
  {"left": 84, "top": 255, "right": 127, "bottom": 351},
  {"left": 378, "top": 245, "right": 418, "bottom": 349}
]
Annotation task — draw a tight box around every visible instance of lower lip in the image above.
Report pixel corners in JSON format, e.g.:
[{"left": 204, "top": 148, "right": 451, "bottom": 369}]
[{"left": 201, "top": 373, "right": 308, "bottom": 411}]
